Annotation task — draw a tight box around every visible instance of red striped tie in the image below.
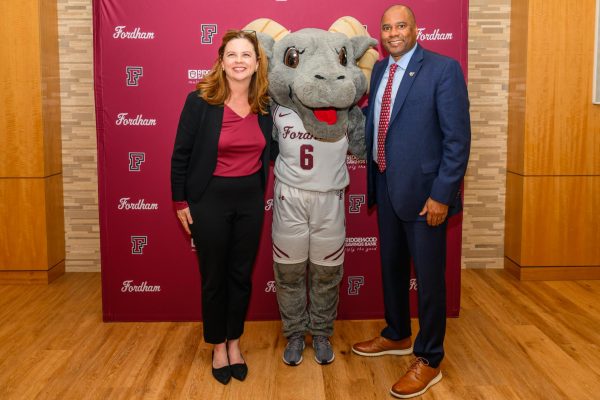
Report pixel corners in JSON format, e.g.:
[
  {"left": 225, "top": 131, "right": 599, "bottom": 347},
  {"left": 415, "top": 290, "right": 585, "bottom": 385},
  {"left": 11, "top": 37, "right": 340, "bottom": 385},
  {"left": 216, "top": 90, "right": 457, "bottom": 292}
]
[{"left": 377, "top": 63, "right": 398, "bottom": 172}]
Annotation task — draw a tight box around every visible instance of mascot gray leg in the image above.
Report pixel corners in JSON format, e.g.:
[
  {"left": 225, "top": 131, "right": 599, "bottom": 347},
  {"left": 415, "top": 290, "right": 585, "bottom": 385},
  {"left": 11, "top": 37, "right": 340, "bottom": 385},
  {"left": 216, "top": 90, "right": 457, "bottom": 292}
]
[
  {"left": 273, "top": 260, "right": 309, "bottom": 337},
  {"left": 307, "top": 261, "right": 344, "bottom": 337}
]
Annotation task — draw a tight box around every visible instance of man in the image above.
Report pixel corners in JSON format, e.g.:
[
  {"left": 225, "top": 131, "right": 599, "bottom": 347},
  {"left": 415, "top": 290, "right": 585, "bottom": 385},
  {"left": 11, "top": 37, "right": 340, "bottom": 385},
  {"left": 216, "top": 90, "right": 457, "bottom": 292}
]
[{"left": 352, "top": 4, "right": 470, "bottom": 399}]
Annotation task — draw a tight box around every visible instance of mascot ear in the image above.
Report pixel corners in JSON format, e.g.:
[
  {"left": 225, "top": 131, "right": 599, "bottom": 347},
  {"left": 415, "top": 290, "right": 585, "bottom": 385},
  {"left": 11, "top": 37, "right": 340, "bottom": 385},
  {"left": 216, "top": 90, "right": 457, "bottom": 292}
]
[
  {"left": 350, "top": 36, "right": 378, "bottom": 61},
  {"left": 328, "top": 16, "right": 379, "bottom": 93},
  {"left": 257, "top": 33, "right": 274, "bottom": 60}
]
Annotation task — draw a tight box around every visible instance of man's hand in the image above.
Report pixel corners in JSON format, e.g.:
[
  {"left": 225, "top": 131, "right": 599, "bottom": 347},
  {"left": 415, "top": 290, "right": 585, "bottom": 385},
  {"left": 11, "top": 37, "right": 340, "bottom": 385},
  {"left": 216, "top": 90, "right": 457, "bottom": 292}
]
[
  {"left": 176, "top": 207, "right": 194, "bottom": 235},
  {"left": 419, "top": 197, "right": 448, "bottom": 227}
]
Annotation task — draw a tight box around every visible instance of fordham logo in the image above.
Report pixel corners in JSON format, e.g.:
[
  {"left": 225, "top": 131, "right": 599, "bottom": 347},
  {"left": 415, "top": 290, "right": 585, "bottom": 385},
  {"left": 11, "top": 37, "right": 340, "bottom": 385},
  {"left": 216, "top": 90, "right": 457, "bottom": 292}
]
[
  {"left": 128, "top": 152, "right": 145, "bottom": 171},
  {"left": 348, "top": 194, "right": 365, "bottom": 214},
  {"left": 200, "top": 24, "right": 218, "bottom": 44},
  {"left": 121, "top": 280, "right": 161, "bottom": 292},
  {"left": 113, "top": 26, "right": 155, "bottom": 39},
  {"left": 409, "top": 278, "right": 418, "bottom": 291},
  {"left": 131, "top": 236, "right": 148, "bottom": 254},
  {"left": 347, "top": 276, "right": 365, "bottom": 295},
  {"left": 417, "top": 28, "right": 453, "bottom": 41},
  {"left": 118, "top": 198, "right": 158, "bottom": 210},
  {"left": 265, "top": 280, "right": 277, "bottom": 293},
  {"left": 115, "top": 113, "right": 156, "bottom": 126},
  {"left": 265, "top": 198, "right": 273, "bottom": 211},
  {"left": 126, "top": 66, "right": 143, "bottom": 86}
]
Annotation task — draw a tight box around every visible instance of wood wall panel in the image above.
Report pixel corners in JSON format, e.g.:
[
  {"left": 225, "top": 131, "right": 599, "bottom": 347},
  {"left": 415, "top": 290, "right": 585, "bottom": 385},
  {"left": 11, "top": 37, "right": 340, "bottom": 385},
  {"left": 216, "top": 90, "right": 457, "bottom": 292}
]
[
  {"left": 40, "top": 0, "right": 63, "bottom": 176},
  {"left": 521, "top": 176, "right": 599, "bottom": 266},
  {"left": 0, "top": 179, "right": 49, "bottom": 269},
  {"left": 1, "top": 0, "right": 65, "bottom": 283},
  {"left": 507, "top": 0, "right": 528, "bottom": 175},
  {"left": 504, "top": 172, "right": 524, "bottom": 264},
  {"left": 506, "top": 0, "right": 600, "bottom": 279},
  {"left": 524, "top": 0, "right": 600, "bottom": 175},
  {"left": 0, "top": 0, "right": 44, "bottom": 178}
]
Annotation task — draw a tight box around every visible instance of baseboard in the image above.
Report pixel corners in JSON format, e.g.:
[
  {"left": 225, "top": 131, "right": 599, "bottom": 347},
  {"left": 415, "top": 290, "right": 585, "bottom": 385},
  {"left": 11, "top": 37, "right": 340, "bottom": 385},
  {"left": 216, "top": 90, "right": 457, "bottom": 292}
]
[{"left": 504, "top": 257, "right": 600, "bottom": 281}]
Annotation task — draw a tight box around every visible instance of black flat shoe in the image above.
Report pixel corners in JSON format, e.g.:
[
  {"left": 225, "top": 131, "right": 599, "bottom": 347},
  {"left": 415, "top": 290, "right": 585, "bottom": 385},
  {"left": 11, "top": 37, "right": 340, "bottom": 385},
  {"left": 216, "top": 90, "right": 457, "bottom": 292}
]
[
  {"left": 230, "top": 361, "right": 248, "bottom": 381},
  {"left": 212, "top": 351, "right": 231, "bottom": 385}
]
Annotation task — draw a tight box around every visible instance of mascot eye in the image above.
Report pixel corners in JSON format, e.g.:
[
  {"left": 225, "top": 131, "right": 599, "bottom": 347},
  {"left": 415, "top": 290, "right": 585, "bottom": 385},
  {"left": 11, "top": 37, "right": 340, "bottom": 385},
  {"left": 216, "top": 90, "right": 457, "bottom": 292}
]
[
  {"left": 284, "top": 47, "right": 300, "bottom": 68},
  {"left": 338, "top": 47, "right": 348, "bottom": 66}
]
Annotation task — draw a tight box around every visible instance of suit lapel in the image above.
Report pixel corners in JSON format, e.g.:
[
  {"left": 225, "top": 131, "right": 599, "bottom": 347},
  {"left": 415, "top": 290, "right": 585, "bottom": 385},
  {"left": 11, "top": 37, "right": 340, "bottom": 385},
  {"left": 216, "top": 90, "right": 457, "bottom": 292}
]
[
  {"left": 369, "top": 61, "right": 387, "bottom": 123},
  {"left": 389, "top": 44, "right": 424, "bottom": 125}
]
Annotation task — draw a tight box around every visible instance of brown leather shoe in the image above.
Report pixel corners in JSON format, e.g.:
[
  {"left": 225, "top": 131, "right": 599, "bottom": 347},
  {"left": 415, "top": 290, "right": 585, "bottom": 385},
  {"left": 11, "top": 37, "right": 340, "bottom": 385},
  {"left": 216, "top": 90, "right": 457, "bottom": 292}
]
[
  {"left": 351, "top": 336, "right": 413, "bottom": 356},
  {"left": 390, "top": 357, "right": 442, "bottom": 398}
]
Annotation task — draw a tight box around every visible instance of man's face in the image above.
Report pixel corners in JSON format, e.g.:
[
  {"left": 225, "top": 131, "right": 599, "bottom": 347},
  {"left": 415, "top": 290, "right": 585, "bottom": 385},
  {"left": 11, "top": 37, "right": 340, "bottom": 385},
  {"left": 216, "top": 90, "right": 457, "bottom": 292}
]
[{"left": 380, "top": 7, "right": 417, "bottom": 61}]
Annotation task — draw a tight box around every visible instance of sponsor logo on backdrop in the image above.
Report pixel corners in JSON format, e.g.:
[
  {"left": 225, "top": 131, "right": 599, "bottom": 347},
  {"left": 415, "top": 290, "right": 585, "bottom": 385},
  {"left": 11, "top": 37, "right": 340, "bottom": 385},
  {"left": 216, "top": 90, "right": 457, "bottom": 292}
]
[
  {"left": 348, "top": 194, "right": 365, "bottom": 214},
  {"left": 410, "top": 278, "right": 418, "bottom": 291},
  {"left": 128, "top": 152, "right": 145, "bottom": 171},
  {"left": 118, "top": 198, "right": 158, "bottom": 210},
  {"left": 346, "top": 155, "right": 366, "bottom": 171},
  {"left": 345, "top": 236, "right": 377, "bottom": 253},
  {"left": 265, "top": 198, "right": 273, "bottom": 211},
  {"left": 188, "top": 69, "right": 211, "bottom": 83},
  {"left": 265, "top": 281, "right": 277, "bottom": 293},
  {"left": 126, "top": 66, "right": 144, "bottom": 86},
  {"left": 131, "top": 236, "right": 148, "bottom": 254},
  {"left": 121, "top": 280, "right": 161, "bottom": 292},
  {"left": 191, "top": 238, "right": 196, "bottom": 252},
  {"left": 113, "top": 26, "right": 155, "bottom": 40},
  {"left": 417, "top": 28, "right": 453, "bottom": 41},
  {"left": 115, "top": 113, "right": 156, "bottom": 126},
  {"left": 347, "top": 276, "right": 364, "bottom": 295},
  {"left": 201, "top": 24, "right": 218, "bottom": 44}
]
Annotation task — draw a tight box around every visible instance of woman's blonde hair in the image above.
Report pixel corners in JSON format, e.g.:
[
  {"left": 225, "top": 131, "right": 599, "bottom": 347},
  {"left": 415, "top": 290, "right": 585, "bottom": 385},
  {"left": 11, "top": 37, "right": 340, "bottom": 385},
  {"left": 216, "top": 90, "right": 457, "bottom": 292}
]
[{"left": 197, "top": 30, "right": 269, "bottom": 115}]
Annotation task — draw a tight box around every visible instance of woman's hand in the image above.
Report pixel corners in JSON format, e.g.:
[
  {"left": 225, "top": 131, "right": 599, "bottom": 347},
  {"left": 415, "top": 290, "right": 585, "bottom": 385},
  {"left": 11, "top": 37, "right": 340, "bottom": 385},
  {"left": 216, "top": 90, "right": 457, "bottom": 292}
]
[{"left": 176, "top": 207, "right": 194, "bottom": 235}]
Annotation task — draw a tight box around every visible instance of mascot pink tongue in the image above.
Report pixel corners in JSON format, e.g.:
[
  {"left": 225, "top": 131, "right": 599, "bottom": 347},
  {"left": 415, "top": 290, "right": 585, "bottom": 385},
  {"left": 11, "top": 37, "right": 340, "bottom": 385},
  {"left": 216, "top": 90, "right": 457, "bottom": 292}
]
[{"left": 313, "top": 108, "right": 337, "bottom": 125}]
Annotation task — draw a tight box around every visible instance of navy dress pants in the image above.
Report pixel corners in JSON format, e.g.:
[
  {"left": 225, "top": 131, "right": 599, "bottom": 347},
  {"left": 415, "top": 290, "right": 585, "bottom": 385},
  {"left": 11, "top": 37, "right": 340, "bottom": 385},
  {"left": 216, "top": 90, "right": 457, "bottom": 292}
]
[{"left": 375, "top": 168, "right": 447, "bottom": 367}]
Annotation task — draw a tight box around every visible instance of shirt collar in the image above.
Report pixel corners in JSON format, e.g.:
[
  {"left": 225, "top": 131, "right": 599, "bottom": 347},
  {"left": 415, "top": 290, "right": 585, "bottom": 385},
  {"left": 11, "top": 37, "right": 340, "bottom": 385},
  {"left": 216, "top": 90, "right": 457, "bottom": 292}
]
[{"left": 386, "top": 42, "right": 418, "bottom": 71}]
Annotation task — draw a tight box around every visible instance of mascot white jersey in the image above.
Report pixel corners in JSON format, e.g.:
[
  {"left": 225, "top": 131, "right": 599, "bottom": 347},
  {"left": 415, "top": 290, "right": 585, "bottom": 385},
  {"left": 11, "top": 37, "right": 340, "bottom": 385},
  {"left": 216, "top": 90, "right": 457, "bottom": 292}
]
[{"left": 273, "top": 104, "right": 349, "bottom": 192}]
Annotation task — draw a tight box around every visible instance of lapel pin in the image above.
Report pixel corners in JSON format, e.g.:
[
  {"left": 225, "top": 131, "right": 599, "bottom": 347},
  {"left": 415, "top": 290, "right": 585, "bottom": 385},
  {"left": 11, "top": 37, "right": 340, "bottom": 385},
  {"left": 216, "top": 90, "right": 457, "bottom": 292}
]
[{"left": 409, "top": 72, "right": 415, "bottom": 77}]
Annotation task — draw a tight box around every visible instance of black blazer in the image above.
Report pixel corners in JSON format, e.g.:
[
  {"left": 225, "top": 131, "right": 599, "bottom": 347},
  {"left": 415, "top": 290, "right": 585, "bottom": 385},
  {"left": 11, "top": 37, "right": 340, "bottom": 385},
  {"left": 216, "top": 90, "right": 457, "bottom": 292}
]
[{"left": 171, "top": 90, "right": 276, "bottom": 202}]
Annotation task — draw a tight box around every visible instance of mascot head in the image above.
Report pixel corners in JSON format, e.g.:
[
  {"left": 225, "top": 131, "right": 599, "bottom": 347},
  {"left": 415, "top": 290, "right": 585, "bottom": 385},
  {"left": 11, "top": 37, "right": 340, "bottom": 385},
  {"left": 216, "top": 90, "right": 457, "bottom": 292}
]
[{"left": 245, "top": 17, "right": 378, "bottom": 142}]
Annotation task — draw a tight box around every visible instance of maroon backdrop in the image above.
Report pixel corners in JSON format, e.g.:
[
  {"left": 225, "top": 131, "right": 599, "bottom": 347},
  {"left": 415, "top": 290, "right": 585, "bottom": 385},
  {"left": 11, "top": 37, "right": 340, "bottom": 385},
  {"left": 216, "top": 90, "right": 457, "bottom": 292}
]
[{"left": 93, "top": 0, "right": 469, "bottom": 321}]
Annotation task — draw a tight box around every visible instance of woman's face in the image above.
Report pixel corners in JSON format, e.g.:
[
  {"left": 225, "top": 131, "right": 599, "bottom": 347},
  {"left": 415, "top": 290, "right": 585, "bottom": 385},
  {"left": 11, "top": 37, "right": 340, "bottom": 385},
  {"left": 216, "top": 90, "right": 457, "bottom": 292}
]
[{"left": 221, "top": 38, "right": 258, "bottom": 85}]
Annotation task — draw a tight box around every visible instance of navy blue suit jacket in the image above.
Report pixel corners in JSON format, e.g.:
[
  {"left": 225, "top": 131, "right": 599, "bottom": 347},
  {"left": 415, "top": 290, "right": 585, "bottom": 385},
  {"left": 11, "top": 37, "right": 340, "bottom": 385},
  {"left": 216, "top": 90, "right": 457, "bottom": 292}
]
[{"left": 365, "top": 44, "right": 471, "bottom": 221}]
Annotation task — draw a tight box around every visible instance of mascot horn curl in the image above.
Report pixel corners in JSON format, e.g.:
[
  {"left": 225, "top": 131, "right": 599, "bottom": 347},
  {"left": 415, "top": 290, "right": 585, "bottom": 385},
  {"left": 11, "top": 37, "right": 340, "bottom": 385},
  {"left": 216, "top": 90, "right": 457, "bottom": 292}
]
[{"left": 244, "top": 17, "right": 378, "bottom": 366}]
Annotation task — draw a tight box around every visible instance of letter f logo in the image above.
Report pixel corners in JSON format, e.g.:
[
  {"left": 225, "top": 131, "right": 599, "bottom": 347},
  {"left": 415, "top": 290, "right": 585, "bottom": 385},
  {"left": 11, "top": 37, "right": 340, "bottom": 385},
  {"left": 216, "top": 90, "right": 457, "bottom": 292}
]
[
  {"left": 201, "top": 24, "right": 218, "bottom": 44},
  {"left": 128, "top": 152, "right": 145, "bottom": 171},
  {"left": 126, "top": 66, "right": 143, "bottom": 86},
  {"left": 131, "top": 236, "right": 147, "bottom": 254},
  {"left": 349, "top": 195, "right": 366, "bottom": 214},
  {"left": 347, "top": 276, "right": 365, "bottom": 295}
]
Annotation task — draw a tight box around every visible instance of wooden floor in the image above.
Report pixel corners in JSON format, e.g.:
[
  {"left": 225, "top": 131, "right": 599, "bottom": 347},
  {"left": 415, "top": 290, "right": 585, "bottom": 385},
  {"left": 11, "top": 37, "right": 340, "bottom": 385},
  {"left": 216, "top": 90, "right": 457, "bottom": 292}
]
[{"left": 0, "top": 270, "right": 599, "bottom": 400}]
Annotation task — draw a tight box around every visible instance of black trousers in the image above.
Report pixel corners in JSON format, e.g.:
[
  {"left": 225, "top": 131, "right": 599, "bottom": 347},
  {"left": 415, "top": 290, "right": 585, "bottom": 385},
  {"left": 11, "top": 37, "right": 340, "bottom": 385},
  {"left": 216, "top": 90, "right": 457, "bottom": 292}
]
[
  {"left": 375, "top": 168, "right": 447, "bottom": 368},
  {"left": 188, "top": 173, "right": 264, "bottom": 344}
]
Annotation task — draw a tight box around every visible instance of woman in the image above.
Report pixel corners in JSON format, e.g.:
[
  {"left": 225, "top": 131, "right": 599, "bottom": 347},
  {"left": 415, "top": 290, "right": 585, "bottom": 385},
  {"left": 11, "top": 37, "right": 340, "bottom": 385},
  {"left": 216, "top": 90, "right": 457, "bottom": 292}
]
[{"left": 170, "top": 30, "right": 274, "bottom": 385}]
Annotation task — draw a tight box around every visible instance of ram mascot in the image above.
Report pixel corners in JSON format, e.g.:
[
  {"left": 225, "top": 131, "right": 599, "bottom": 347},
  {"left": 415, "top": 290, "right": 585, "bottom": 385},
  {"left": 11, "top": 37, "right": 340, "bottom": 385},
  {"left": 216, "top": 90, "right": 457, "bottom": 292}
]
[{"left": 245, "top": 17, "right": 377, "bottom": 365}]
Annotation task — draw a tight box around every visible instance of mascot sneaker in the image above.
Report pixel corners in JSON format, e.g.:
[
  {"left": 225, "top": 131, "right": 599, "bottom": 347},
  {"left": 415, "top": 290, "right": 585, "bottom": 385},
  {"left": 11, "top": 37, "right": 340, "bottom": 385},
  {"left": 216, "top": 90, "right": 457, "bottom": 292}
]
[
  {"left": 312, "top": 335, "right": 335, "bottom": 365},
  {"left": 283, "top": 333, "right": 305, "bottom": 366}
]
